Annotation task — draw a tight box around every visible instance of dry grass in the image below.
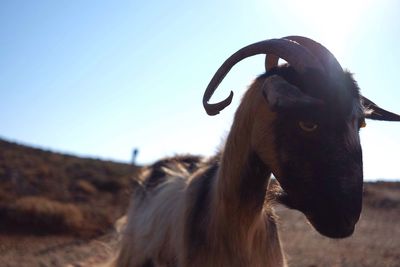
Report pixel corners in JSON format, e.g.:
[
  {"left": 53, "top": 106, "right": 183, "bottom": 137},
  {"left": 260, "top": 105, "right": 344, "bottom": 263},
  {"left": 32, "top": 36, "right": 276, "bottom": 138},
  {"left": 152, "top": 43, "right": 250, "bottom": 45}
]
[
  {"left": 75, "top": 179, "right": 98, "bottom": 195},
  {"left": 0, "top": 196, "right": 84, "bottom": 235},
  {"left": 277, "top": 182, "right": 400, "bottom": 267},
  {"left": 0, "top": 138, "right": 140, "bottom": 237}
]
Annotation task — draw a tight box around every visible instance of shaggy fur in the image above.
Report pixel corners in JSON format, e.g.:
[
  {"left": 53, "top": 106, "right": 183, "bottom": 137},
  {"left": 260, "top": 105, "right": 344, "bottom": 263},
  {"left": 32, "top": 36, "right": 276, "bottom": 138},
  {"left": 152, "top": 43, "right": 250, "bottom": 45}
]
[
  {"left": 109, "top": 61, "right": 399, "bottom": 266},
  {"left": 113, "top": 76, "right": 286, "bottom": 267}
]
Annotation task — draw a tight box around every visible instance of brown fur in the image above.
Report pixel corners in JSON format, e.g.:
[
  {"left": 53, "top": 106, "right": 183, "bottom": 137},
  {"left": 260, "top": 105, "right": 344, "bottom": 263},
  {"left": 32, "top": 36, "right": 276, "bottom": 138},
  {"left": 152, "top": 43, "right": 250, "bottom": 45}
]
[
  {"left": 106, "top": 37, "right": 400, "bottom": 265},
  {"left": 109, "top": 78, "right": 287, "bottom": 267}
]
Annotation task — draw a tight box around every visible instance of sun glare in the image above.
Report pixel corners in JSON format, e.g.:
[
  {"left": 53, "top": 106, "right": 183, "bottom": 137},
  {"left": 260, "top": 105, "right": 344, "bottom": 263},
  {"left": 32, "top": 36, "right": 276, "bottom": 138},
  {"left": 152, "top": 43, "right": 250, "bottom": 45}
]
[{"left": 290, "top": 0, "right": 373, "bottom": 57}]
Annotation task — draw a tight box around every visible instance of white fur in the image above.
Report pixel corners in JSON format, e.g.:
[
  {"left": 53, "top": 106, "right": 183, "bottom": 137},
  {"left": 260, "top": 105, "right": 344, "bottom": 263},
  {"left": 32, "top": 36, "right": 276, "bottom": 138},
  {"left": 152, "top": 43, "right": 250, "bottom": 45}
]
[{"left": 119, "top": 175, "right": 188, "bottom": 266}]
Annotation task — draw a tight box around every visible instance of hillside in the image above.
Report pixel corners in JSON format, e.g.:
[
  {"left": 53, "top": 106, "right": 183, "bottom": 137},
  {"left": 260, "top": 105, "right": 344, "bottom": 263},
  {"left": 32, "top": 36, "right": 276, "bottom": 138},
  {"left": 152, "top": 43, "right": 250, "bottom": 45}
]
[
  {"left": 0, "top": 138, "right": 399, "bottom": 266},
  {"left": 0, "top": 138, "right": 140, "bottom": 237}
]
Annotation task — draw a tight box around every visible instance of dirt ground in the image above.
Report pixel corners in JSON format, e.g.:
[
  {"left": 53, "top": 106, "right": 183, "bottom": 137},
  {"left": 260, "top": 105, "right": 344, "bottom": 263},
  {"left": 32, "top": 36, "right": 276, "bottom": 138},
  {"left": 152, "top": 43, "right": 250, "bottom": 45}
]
[
  {"left": 1, "top": 182, "right": 399, "bottom": 267},
  {"left": 0, "top": 233, "right": 116, "bottom": 267},
  {"left": 277, "top": 205, "right": 400, "bottom": 267}
]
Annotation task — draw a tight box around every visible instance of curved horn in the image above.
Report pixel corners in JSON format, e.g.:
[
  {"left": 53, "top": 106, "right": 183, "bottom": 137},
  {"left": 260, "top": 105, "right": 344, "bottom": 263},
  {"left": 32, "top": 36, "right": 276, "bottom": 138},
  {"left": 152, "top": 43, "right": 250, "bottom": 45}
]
[
  {"left": 203, "top": 39, "right": 324, "bottom": 116},
  {"left": 284, "top": 36, "right": 344, "bottom": 79},
  {"left": 265, "top": 36, "right": 344, "bottom": 79},
  {"left": 265, "top": 54, "right": 279, "bottom": 72}
]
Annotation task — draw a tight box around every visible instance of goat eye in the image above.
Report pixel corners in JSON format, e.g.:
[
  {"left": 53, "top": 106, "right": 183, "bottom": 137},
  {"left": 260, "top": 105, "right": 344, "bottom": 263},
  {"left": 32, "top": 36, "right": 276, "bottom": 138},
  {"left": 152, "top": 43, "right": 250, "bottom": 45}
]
[{"left": 299, "top": 121, "right": 318, "bottom": 132}]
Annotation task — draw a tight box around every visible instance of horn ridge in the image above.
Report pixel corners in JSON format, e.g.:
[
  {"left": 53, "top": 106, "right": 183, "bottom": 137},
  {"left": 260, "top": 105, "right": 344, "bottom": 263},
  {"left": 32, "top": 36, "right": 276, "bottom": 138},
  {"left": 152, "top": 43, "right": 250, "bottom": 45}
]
[{"left": 284, "top": 35, "right": 344, "bottom": 79}]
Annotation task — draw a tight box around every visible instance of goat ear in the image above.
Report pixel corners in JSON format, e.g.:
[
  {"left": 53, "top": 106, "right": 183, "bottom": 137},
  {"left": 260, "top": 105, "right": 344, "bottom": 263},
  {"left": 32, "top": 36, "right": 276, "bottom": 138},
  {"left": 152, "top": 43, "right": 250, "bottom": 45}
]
[
  {"left": 262, "top": 75, "right": 323, "bottom": 111},
  {"left": 361, "top": 96, "right": 400, "bottom": 121}
]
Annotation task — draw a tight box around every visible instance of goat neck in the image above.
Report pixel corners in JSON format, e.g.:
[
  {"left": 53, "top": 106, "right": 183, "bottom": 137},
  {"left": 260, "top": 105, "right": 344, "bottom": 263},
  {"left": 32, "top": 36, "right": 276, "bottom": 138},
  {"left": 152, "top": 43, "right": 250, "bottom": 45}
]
[{"left": 213, "top": 79, "right": 276, "bottom": 228}]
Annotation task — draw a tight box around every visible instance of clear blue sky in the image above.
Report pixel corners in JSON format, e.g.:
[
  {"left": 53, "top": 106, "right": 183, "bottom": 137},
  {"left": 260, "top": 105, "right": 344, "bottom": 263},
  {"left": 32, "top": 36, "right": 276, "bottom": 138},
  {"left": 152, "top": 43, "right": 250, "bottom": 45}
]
[{"left": 1, "top": 0, "right": 399, "bottom": 180}]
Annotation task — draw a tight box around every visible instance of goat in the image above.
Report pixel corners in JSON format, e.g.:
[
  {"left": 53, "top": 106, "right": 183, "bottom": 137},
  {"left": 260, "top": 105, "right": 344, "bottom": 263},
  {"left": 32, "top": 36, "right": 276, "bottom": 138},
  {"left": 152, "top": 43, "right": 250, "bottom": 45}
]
[{"left": 113, "top": 36, "right": 400, "bottom": 267}]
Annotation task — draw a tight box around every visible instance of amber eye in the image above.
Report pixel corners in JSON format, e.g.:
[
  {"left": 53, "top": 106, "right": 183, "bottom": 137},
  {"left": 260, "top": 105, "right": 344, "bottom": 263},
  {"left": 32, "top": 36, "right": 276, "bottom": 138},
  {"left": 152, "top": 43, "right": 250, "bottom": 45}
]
[{"left": 299, "top": 121, "right": 318, "bottom": 132}]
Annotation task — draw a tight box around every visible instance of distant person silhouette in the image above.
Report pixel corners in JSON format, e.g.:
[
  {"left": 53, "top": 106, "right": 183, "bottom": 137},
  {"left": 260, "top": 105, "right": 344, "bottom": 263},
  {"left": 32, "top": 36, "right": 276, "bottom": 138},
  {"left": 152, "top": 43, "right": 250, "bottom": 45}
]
[{"left": 132, "top": 148, "right": 139, "bottom": 165}]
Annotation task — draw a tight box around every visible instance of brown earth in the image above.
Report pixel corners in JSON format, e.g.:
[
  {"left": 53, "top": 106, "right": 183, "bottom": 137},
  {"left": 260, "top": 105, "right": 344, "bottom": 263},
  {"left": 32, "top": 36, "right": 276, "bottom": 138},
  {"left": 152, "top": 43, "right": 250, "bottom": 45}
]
[
  {"left": 277, "top": 182, "right": 400, "bottom": 267},
  {"left": 0, "top": 139, "right": 139, "bottom": 238},
  {"left": 0, "top": 138, "right": 399, "bottom": 267}
]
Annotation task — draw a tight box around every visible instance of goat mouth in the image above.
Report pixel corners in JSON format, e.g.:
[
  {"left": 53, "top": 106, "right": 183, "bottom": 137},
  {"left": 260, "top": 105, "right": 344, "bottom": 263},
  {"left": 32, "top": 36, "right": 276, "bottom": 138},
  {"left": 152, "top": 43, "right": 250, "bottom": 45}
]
[
  {"left": 306, "top": 213, "right": 357, "bottom": 239},
  {"left": 272, "top": 176, "right": 362, "bottom": 238}
]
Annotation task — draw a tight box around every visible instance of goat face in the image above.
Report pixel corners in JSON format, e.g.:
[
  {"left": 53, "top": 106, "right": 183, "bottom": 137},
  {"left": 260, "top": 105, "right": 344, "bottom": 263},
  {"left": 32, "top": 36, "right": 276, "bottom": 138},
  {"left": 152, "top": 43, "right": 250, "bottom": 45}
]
[{"left": 258, "top": 68, "right": 365, "bottom": 238}]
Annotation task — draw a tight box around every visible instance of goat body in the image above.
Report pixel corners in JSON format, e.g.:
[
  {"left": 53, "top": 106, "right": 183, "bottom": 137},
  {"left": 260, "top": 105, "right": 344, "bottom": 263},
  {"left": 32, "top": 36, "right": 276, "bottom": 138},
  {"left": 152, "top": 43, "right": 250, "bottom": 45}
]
[
  {"left": 116, "top": 78, "right": 286, "bottom": 267},
  {"left": 112, "top": 36, "right": 400, "bottom": 267}
]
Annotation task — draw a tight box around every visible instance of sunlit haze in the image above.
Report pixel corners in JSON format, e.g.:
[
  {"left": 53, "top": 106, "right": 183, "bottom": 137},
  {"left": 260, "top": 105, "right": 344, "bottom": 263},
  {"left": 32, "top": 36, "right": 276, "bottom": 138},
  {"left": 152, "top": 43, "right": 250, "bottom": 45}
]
[{"left": 1, "top": 0, "right": 399, "bottom": 180}]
